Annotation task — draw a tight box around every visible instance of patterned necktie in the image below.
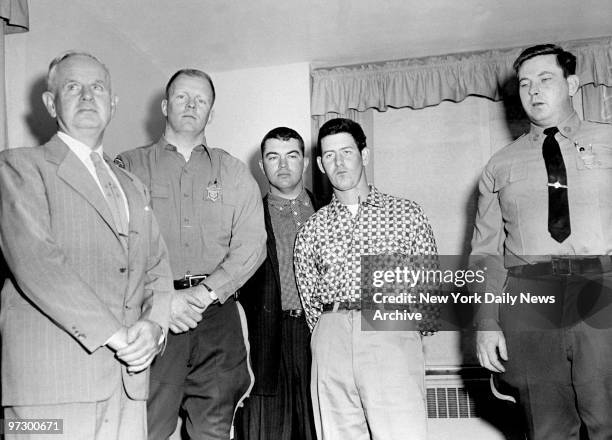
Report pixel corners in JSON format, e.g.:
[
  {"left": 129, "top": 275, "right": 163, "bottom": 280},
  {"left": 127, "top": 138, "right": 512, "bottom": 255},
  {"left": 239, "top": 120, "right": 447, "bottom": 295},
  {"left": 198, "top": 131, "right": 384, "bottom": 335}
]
[
  {"left": 90, "top": 152, "right": 129, "bottom": 238},
  {"left": 542, "top": 127, "right": 571, "bottom": 242}
]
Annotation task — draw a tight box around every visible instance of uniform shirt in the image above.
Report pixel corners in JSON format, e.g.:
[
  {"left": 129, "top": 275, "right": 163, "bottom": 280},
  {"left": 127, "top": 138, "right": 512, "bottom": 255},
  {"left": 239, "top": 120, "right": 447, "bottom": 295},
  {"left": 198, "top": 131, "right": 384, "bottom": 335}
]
[
  {"left": 471, "top": 112, "right": 612, "bottom": 319},
  {"left": 117, "top": 137, "right": 266, "bottom": 302},
  {"left": 267, "top": 189, "right": 315, "bottom": 311},
  {"left": 294, "top": 185, "right": 438, "bottom": 331}
]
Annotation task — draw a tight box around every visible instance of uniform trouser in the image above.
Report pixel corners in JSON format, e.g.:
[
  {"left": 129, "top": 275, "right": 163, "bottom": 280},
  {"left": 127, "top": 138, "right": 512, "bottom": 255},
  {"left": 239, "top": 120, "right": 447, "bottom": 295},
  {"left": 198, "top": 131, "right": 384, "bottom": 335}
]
[
  {"left": 235, "top": 314, "right": 316, "bottom": 440},
  {"left": 310, "top": 310, "right": 427, "bottom": 440},
  {"left": 499, "top": 272, "right": 612, "bottom": 440},
  {"left": 3, "top": 381, "right": 145, "bottom": 440},
  {"left": 147, "top": 298, "right": 253, "bottom": 440}
]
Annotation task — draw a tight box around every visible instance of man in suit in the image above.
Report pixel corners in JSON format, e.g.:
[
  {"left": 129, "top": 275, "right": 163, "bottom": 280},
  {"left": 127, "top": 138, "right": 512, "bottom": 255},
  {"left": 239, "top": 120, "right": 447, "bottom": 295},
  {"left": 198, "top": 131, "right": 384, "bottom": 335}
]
[
  {"left": 472, "top": 44, "right": 612, "bottom": 439},
  {"left": 236, "top": 127, "right": 317, "bottom": 440},
  {"left": 0, "top": 51, "right": 173, "bottom": 440}
]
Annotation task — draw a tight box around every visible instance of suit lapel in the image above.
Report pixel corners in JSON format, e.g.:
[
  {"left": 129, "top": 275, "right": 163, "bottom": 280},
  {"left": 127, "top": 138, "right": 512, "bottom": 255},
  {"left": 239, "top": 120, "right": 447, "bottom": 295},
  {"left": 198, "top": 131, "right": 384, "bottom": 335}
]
[{"left": 46, "top": 136, "right": 122, "bottom": 242}]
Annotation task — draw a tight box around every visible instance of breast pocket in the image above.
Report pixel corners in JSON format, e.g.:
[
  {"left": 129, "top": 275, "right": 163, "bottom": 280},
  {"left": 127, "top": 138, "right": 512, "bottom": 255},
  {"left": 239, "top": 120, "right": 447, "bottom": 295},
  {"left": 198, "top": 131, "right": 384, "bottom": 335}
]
[
  {"left": 494, "top": 164, "right": 529, "bottom": 217},
  {"left": 151, "top": 182, "right": 170, "bottom": 199},
  {"left": 198, "top": 188, "right": 237, "bottom": 245},
  {"left": 575, "top": 143, "right": 612, "bottom": 170},
  {"left": 149, "top": 182, "right": 172, "bottom": 231}
]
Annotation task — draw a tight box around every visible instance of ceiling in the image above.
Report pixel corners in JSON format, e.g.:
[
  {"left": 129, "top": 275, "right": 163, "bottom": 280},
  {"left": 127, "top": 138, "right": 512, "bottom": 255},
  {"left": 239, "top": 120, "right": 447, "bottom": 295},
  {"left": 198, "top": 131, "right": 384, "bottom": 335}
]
[{"left": 45, "top": 0, "right": 612, "bottom": 72}]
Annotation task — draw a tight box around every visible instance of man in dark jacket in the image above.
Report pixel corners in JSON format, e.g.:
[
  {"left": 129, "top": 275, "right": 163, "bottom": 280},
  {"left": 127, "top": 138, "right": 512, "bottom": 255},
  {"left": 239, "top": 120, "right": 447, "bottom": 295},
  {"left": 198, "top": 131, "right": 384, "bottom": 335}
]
[{"left": 236, "top": 127, "right": 318, "bottom": 440}]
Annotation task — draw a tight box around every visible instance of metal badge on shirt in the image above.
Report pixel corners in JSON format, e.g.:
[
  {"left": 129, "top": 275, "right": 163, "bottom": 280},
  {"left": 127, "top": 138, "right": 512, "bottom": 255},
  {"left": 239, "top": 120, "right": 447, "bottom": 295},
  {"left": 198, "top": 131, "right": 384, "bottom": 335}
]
[{"left": 206, "top": 179, "right": 222, "bottom": 202}]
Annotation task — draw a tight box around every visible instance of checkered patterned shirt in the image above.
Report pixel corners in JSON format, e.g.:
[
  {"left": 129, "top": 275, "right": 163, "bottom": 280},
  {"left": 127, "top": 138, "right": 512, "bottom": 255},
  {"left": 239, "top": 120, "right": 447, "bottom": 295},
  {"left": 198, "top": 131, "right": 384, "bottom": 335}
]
[
  {"left": 294, "top": 186, "right": 438, "bottom": 331},
  {"left": 268, "top": 190, "right": 315, "bottom": 310}
]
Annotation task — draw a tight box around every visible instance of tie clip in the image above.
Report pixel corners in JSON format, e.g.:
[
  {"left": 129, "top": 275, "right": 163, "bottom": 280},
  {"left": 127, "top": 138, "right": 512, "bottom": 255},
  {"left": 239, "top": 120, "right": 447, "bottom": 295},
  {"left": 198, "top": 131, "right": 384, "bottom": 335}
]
[{"left": 548, "top": 181, "right": 568, "bottom": 189}]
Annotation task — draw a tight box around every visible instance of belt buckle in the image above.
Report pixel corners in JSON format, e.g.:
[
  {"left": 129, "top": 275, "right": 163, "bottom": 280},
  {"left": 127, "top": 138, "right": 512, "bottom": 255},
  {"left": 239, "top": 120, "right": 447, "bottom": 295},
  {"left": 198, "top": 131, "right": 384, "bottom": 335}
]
[
  {"left": 186, "top": 274, "right": 207, "bottom": 287},
  {"left": 551, "top": 257, "right": 572, "bottom": 276}
]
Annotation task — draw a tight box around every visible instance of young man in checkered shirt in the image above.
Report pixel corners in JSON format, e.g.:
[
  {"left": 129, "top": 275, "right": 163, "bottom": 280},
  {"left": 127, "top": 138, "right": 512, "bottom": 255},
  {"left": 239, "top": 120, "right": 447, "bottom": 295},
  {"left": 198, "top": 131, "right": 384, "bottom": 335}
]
[{"left": 294, "top": 118, "right": 438, "bottom": 440}]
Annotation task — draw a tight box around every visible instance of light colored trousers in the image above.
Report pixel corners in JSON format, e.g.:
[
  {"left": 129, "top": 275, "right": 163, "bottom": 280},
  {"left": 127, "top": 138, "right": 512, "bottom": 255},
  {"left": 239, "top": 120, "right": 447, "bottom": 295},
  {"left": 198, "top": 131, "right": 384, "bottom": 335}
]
[
  {"left": 310, "top": 310, "right": 427, "bottom": 440},
  {"left": 4, "top": 381, "right": 146, "bottom": 440}
]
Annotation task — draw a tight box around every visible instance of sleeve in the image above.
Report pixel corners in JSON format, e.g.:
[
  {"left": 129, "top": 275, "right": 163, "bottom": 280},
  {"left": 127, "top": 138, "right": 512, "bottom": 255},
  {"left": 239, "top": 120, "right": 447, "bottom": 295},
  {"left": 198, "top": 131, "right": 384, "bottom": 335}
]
[
  {"left": 204, "top": 163, "right": 267, "bottom": 302},
  {"left": 469, "top": 164, "right": 507, "bottom": 327},
  {"left": 135, "top": 179, "right": 173, "bottom": 334},
  {"left": 408, "top": 203, "right": 440, "bottom": 334},
  {"left": 294, "top": 224, "right": 322, "bottom": 332},
  {"left": 0, "top": 153, "right": 122, "bottom": 353}
]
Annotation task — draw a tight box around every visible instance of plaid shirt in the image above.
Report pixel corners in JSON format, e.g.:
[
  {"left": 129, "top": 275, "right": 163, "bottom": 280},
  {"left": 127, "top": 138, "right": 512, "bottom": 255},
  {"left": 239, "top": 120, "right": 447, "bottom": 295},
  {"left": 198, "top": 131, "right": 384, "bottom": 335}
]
[
  {"left": 268, "top": 190, "right": 315, "bottom": 310},
  {"left": 294, "top": 186, "right": 438, "bottom": 331}
]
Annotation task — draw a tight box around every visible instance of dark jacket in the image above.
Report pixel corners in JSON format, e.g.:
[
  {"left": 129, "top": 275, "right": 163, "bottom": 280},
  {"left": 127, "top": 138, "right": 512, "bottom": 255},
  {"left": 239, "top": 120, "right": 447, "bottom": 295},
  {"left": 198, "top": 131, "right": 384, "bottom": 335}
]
[{"left": 240, "top": 189, "right": 320, "bottom": 396}]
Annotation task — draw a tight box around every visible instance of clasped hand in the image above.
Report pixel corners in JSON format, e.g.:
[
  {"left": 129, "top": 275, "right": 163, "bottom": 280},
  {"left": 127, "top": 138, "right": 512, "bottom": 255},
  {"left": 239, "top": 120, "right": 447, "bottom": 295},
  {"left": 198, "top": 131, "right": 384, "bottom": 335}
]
[
  {"left": 108, "top": 319, "right": 164, "bottom": 373},
  {"left": 169, "top": 287, "right": 214, "bottom": 334}
]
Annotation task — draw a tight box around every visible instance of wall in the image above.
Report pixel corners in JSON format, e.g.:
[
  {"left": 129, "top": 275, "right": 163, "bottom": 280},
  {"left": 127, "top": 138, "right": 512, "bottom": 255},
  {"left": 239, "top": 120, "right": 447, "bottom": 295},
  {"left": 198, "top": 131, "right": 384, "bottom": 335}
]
[
  {"left": 4, "top": 2, "right": 312, "bottom": 193},
  {"left": 5, "top": 1, "right": 167, "bottom": 154},
  {"left": 371, "top": 96, "right": 526, "bottom": 367},
  {"left": 206, "top": 62, "right": 312, "bottom": 192}
]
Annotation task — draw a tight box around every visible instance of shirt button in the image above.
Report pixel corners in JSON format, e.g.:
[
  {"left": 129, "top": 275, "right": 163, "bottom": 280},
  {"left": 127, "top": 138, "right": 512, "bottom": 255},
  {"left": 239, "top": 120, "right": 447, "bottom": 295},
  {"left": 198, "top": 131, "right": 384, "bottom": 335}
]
[
  {"left": 293, "top": 212, "right": 298, "bottom": 216},
  {"left": 119, "top": 267, "right": 127, "bottom": 273},
  {"left": 184, "top": 243, "right": 190, "bottom": 248},
  {"left": 291, "top": 200, "right": 296, "bottom": 205},
  {"left": 183, "top": 193, "right": 189, "bottom": 198}
]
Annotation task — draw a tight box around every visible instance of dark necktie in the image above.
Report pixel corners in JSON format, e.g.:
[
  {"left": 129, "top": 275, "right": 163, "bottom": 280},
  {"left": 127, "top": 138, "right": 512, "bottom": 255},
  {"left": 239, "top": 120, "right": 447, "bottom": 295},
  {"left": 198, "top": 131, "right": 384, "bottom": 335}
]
[
  {"left": 542, "top": 127, "right": 571, "bottom": 242},
  {"left": 91, "top": 152, "right": 129, "bottom": 239}
]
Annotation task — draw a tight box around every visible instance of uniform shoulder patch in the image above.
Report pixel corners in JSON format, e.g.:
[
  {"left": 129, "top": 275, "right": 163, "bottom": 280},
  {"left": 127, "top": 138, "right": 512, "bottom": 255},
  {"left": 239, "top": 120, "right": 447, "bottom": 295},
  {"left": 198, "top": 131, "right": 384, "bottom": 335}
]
[{"left": 113, "top": 155, "right": 125, "bottom": 169}]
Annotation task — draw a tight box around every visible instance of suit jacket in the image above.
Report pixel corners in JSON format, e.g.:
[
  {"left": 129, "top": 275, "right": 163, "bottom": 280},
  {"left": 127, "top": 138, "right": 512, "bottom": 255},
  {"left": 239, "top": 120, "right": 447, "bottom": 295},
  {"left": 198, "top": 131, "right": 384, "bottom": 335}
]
[
  {"left": 240, "top": 190, "right": 319, "bottom": 396},
  {"left": 0, "top": 135, "right": 173, "bottom": 406}
]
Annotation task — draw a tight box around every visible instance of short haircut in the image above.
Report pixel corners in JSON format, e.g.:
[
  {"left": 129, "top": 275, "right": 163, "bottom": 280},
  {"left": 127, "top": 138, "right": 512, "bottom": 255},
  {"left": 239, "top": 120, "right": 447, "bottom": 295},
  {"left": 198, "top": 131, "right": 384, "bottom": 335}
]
[
  {"left": 47, "top": 50, "right": 110, "bottom": 93},
  {"left": 316, "top": 118, "right": 367, "bottom": 156},
  {"left": 165, "top": 69, "right": 216, "bottom": 104},
  {"left": 513, "top": 44, "right": 577, "bottom": 78},
  {"left": 260, "top": 127, "right": 305, "bottom": 156}
]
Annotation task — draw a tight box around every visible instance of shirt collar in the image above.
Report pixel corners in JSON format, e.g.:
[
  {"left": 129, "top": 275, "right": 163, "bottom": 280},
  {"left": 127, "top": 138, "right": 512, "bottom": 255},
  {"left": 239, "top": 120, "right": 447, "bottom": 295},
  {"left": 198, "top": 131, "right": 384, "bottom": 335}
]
[
  {"left": 160, "top": 135, "right": 208, "bottom": 153},
  {"left": 529, "top": 111, "right": 580, "bottom": 142},
  {"left": 330, "top": 185, "right": 386, "bottom": 215},
  {"left": 57, "top": 131, "right": 104, "bottom": 161},
  {"left": 268, "top": 188, "right": 310, "bottom": 211}
]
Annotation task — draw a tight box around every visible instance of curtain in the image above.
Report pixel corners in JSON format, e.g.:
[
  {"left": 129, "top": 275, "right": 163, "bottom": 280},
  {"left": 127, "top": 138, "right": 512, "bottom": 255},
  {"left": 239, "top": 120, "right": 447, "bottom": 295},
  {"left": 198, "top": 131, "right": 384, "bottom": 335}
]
[
  {"left": 0, "top": 0, "right": 29, "bottom": 150},
  {"left": 310, "top": 36, "right": 612, "bottom": 194},
  {"left": 311, "top": 36, "right": 612, "bottom": 116},
  {"left": 582, "top": 84, "right": 612, "bottom": 123}
]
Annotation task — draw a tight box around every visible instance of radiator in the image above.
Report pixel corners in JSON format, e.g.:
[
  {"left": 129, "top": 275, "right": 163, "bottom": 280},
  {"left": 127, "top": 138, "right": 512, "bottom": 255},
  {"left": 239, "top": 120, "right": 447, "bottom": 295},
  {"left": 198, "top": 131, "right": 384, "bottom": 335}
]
[{"left": 426, "top": 366, "right": 525, "bottom": 440}]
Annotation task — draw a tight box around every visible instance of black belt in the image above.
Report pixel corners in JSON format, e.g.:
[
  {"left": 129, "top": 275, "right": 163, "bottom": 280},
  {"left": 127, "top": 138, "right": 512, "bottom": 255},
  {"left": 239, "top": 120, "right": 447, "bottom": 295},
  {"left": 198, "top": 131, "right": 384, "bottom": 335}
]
[
  {"left": 508, "top": 256, "right": 612, "bottom": 277},
  {"left": 322, "top": 301, "right": 361, "bottom": 312},
  {"left": 174, "top": 274, "right": 209, "bottom": 290},
  {"left": 283, "top": 309, "right": 304, "bottom": 318}
]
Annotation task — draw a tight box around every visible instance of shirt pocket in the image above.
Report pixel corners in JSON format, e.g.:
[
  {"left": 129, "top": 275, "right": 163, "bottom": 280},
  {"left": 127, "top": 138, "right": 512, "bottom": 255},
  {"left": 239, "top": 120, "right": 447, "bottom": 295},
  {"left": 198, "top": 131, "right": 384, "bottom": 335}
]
[
  {"left": 575, "top": 143, "right": 612, "bottom": 170},
  {"left": 494, "top": 163, "right": 529, "bottom": 218},
  {"left": 149, "top": 182, "right": 172, "bottom": 231},
  {"left": 197, "top": 187, "right": 237, "bottom": 245},
  {"left": 150, "top": 182, "right": 170, "bottom": 198}
]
